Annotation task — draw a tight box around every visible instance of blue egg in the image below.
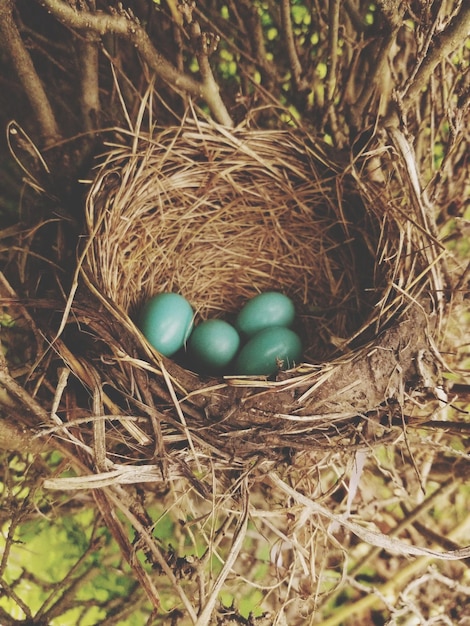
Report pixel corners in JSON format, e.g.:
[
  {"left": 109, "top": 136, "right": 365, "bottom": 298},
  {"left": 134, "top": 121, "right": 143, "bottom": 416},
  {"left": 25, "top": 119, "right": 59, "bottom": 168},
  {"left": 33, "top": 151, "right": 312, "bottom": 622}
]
[
  {"left": 188, "top": 319, "right": 240, "bottom": 373},
  {"left": 236, "top": 291, "right": 296, "bottom": 336},
  {"left": 235, "top": 326, "right": 302, "bottom": 376},
  {"left": 138, "top": 293, "right": 193, "bottom": 356}
]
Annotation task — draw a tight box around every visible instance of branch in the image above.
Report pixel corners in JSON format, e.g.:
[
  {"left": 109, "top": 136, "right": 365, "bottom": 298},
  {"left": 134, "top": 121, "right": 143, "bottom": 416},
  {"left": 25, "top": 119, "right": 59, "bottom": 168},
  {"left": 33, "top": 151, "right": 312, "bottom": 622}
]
[
  {"left": 401, "top": 3, "right": 470, "bottom": 111},
  {"left": 326, "top": 0, "right": 340, "bottom": 103},
  {"left": 0, "top": 0, "right": 61, "bottom": 146},
  {"left": 349, "top": 2, "right": 406, "bottom": 131},
  {"left": 37, "top": 0, "right": 233, "bottom": 126},
  {"left": 76, "top": 1, "right": 100, "bottom": 131},
  {"left": 280, "top": 0, "right": 307, "bottom": 93},
  {"left": 183, "top": 6, "right": 234, "bottom": 127},
  {"left": 235, "top": 0, "right": 278, "bottom": 88},
  {"left": 343, "top": 0, "right": 370, "bottom": 33}
]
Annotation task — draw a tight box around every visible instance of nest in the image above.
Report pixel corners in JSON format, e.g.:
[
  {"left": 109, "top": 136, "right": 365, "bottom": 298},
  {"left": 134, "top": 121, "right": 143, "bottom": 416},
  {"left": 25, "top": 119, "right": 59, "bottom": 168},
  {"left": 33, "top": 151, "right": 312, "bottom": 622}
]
[
  {"left": 80, "top": 115, "right": 444, "bottom": 461},
  {"left": 5, "top": 112, "right": 461, "bottom": 624},
  {"left": 86, "top": 122, "right": 382, "bottom": 359}
]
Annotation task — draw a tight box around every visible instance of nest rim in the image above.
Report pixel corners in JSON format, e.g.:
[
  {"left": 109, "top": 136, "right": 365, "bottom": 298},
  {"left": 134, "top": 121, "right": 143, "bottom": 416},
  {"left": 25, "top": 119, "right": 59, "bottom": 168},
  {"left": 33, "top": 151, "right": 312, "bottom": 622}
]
[{"left": 75, "top": 115, "right": 445, "bottom": 460}]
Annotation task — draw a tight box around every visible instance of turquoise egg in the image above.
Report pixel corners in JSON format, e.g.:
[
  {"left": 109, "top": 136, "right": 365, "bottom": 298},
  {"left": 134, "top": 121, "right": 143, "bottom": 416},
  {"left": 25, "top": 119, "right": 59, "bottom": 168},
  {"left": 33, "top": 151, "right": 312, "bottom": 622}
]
[
  {"left": 138, "top": 293, "right": 193, "bottom": 357},
  {"left": 236, "top": 291, "right": 296, "bottom": 336},
  {"left": 188, "top": 319, "right": 240, "bottom": 373},
  {"left": 235, "top": 326, "right": 302, "bottom": 376}
]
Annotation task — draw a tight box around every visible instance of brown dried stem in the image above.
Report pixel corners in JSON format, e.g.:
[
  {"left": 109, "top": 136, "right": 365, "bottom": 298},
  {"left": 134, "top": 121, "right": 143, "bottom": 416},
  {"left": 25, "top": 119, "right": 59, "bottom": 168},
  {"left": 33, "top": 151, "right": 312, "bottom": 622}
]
[
  {"left": 76, "top": 1, "right": 101, "bottom": 131},
  {"left": 280, "top": 0, "right": 307, "bottom": 93},
  {"left": 0, "top": 0, "right": 61, "bottom": 145},
  {"left": 37, "top": 0, "right": 233, "bottom": 126},
  {"left": 326, "top": 0, "right": 340, "bottom": 103},
  {"left": 401, "top": 2, "right": 470, "bottom": 112}
]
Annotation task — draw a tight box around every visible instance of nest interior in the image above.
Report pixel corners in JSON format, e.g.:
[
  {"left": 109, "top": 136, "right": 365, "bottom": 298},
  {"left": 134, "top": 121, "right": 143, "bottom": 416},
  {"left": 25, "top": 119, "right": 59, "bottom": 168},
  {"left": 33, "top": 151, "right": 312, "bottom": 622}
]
[
  {"left": 86, "top": 121, "right": 393, "bottom": 362},
  {"left": 80, "top": 117, "right": 441, "bottom": 458}
]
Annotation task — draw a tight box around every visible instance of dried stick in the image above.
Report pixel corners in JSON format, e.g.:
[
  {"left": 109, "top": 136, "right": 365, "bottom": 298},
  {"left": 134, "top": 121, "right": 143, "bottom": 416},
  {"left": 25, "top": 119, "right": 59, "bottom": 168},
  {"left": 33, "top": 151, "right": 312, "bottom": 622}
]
[
  {"left": 280, "top": 0, "right": 306, "bottom": 93},
  {"left": 76, "top": 5, "right": 101, "bottom": 132},
  {"left": 326, "top": 0, "right": 340, "bottom": 103},
  {"left": 318, "top": 510, "right": 470, "bottom": 626},
  {"left": 401, "top": 2, "right": 470, "bottom": 112},
  {"left": 0, "top": 0, "right": 61, "bottom": 145},
  {"left": 184, "top": 7, "right": 233, "bottom": 128},
  {"left": 37, "top": 0, "right": 233, "bottom": 126}
]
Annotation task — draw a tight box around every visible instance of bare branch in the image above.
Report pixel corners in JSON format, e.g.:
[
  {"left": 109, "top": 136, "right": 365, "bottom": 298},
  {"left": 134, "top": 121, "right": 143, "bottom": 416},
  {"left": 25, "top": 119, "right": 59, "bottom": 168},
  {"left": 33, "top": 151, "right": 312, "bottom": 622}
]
[
  {"left": 349, "top": 1, "right": 406, "bottom": 132},
  {"left": 401, "top": 3, "right": 470, "bottom": 111},
  {"left": 76, "top": 1, "right": 100, "bottom": 131},
  {"left": 280, "top": 0, "right": 307, "bottom": 93},
  {"left": 184, "top": 8, "right": 234, "bottom": 127},
  {"left": 79, "top": 40, "right": 100, "bottom": 130},
  {"left": 343, "top": 0, "right": 369, "bottom": 32},
  {"left": 235, "top": 0, "right": 278, "bottom": 89},
  {"left": 0, "top": 0, "right": 61, "bottom": 146},
  {"left": 37, "top": 0, "right": 233, "bottom": 126},
  {"left": 326, "top": 0, "right": 340, "bottom": 103}
]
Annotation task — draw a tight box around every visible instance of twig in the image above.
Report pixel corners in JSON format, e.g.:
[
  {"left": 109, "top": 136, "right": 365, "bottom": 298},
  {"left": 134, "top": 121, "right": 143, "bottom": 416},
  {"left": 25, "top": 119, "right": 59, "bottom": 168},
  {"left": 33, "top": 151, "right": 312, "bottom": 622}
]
[
  {"left": 325, "top": 0, "right": 342, "bottom": 143},
  {"left": 184, "top": 9, "right": 233, "bottom": 127},
  {"left": 76, "top": 16, "right": 101, "bottom": 131},
  {"left": 343, "top": 0, "right": 369, "bottom": 33},
  {"left": 318, "top": 510, "right": 470, "bottom": 626},
  {"left": 195, "top": 482, "right": 249, "bottom": 626},
  {"left": 351, "top": 28, "right": 399, "bottom": 129},
  {"left": 280, "top": 0, "right": 307, "bottom": 93},
  {"left": 346, "top": 477, "right": 459, "bottom": 582},
  {"left": 326, "top": 0, "right": 340, "bottom": 103},
  {"left": 349, "top": 1, "right": 408, "bottom": 130},
  {"left": 0, "top": 0, "right": 61, "bottom": 145},
  {"left": 226, "top": 0, "right": 278, "bottom": 94},
  {"left": 92, "top": 488, "right": 164, "bottom": 614},
  {"left": 37, "top": 0, "right": 233, "bottom": 126},
  {"left": 107, "top": 486, "right": 199, "bottom": 623},
  {"left": 269, "top": 472, "right": 470, "bottom": 560},
  {"left": 401, "top": 2, "right": 470, "bottom": 112}
]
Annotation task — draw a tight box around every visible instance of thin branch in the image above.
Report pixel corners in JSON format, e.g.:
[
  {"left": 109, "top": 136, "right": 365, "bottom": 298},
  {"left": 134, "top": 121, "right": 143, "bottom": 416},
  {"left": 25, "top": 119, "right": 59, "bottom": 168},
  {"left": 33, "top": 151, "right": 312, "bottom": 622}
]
[
  {"left": 0, "top": 0, "right": 61, "bottom": 146},
  {"left": 233, "top": 0, "right": 278, "bottom": 87},
  {"left": 350, "top": 0, "right": 407, "bottom": 131},
  {"left": 343, "top": 0, "right": 369, "bottom": 33},
  {"left": 184, "top": 7, "right": 233, "bottom": 127},
  {"left": 76, "top": 37, "right": 100, "bottom": 130},
  {"left": 280, "top": 0, "right": 307, "bottom": 93},
  {"left": 37, "top": 0, "right": 233, "bottom": 126},
  {"left": 195, "top": 482, "right": 249, "bottom": 626},
  {"left": 326, "top": 0, "right": 340, "bottom": 103},
  {"left": 76, "top": 1, "right": 100, "bottom": 131},
  {"left": 401, "top": 2, "right": 470, "bottom": 111}
]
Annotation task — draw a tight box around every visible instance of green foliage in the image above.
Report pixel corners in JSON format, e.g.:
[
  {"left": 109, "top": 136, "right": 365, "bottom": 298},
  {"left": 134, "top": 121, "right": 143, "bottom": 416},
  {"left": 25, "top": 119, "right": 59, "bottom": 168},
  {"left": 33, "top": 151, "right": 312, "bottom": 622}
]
[{"left": 0, "top": 497, "right": 149, "bottom": 624}]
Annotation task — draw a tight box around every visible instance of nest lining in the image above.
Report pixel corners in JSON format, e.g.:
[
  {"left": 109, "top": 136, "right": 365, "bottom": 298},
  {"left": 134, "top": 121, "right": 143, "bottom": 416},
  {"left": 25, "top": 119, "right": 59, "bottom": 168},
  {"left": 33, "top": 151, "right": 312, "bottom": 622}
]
[
  {"left": 80, "top": 117, "right": 443, "bottom": 460},
  {"left": 84, "top": 121, "right": 401, "bottom": 365}
]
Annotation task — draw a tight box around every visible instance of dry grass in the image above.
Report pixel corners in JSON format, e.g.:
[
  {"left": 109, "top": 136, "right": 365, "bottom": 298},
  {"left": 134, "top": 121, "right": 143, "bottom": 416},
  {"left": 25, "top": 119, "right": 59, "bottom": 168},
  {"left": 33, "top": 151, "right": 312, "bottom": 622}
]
[
  {"left": 85, "top": 116, "right": 387, "bottom": 363},
  {"left": 77, "top": 112, "right": 447, "bottom": 456},
  {"left": 2, "top": 109, "right": 467, "bottom": 625}
]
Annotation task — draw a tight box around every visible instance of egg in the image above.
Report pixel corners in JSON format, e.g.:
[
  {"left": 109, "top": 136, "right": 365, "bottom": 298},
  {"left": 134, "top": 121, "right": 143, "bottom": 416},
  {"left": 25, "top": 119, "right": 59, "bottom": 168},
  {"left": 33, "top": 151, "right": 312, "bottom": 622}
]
[
  {"left": 188, "top": 319, "right": 240, "bottom": 373},
  {"left": 138, "top": 292, "right": 193, "bottom": 357},
  {"left": 234, "top": 326, "right": 302, "bottom": 376},
  {"left": 236, "top": 291, "right": 296, "bottom": 337}
]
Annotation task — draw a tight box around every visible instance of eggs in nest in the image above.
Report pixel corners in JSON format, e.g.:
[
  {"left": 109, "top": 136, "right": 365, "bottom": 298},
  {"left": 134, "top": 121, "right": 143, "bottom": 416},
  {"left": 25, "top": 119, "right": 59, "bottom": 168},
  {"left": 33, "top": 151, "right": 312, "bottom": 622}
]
[{"left": 138, "top": 291, "right": 302, "bottom": 376}]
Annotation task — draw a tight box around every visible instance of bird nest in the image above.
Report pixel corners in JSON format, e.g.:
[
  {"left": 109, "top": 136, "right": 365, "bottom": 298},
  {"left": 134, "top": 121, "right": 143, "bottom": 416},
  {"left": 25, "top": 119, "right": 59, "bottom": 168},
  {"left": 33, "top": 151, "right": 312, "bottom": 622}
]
[
  {"left": 79, "top": 116, "right": 444, "bottom": 462},
  {"left": 6, "top": 113, "right": 459, "bottom": 623}
]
